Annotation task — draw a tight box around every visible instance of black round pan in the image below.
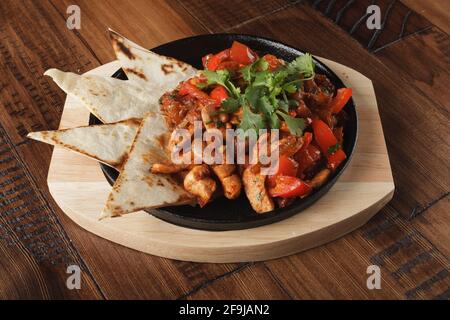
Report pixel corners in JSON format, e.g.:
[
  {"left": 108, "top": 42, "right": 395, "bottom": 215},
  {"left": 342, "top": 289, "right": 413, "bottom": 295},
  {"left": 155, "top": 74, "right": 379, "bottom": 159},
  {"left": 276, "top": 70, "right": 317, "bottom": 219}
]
[{"left": 90, "top": 34, "right": 358, "bottom": 231}]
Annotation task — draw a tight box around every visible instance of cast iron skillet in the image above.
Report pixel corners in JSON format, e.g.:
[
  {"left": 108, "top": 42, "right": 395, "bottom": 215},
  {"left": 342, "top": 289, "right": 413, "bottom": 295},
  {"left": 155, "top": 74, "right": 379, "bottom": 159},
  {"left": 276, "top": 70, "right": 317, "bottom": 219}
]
[{"left": 89, "top": 34, "right": 358, "bottom": 231}]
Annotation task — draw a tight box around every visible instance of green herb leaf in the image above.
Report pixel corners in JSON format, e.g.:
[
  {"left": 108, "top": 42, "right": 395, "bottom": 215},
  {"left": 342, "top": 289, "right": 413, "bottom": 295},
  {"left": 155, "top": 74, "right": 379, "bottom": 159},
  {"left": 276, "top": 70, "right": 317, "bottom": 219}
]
[
  {"left": 288, "top": 99, "right": 299, "bottom": 107},
  {"left": 245, "top": 85, "right": 265, "bottom": 108},
  {"left": 257, "top": 96, "right": 280, "bottom": 129},
  {"left": 253, "top": 71, "right": 271, "bottom": 87},
  {"left": 202, "top": 70, "right": 230, "bottom": 88},
  {"left": 241, "top": 58, "right": 269, "bottom": 83},
  {"left": 239, "top": 104, "right": 265, "bottom": 133},
  {"left": 278, "top": 100, "right": 289, "bottom": 112},
  {"left": 277, "top": 111, "right": 305, "bottom": 136},
  {"left": 225, "top": 80, "right": 242, "bottom": 99},
  {"left": 328, "top": 143, "right": 341, "bottom": 154},
  {"left": 219, "top": 98, "right": 240, "bottom": 113},
  {"left": 286, "top": 53, "right": 315, "bottom": 79}
]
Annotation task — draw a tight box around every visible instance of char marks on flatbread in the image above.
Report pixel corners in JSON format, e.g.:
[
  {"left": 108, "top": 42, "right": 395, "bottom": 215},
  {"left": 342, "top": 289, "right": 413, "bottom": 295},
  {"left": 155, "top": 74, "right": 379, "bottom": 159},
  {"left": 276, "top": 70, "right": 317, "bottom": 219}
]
[
  {"left": 44, "top": 69, "right": 160, "bottom": 123},
  {"left": 27, "top": 119, "right": 140, "bottom": 169},
  {"left": 108, "top": 28, "right": 197, "bottom": 89},
  {"left": 101, "top": 113, "right": 193, "bottom": 219}
]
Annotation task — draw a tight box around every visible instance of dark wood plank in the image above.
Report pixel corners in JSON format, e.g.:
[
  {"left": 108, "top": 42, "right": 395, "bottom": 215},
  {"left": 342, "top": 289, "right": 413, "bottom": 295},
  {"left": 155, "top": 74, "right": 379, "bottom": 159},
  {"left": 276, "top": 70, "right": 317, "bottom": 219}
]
[
  {"left": 302, "top": 0, "right": 432, "bottom": 52},
  {"left": 281, "top": 1, "right": 450, "bottom": 261},
  {"left": 0, "top": 0, "right": 106, "bottom": 300},
  {"left": 412, "top": 196, "right": 450, "bottom": 258},
  {"left": 179, "top": 0, "right": 431, "bottom": 52},
  {"left": 265, "top": 204, "right": 450, "bottom": 299},
  {"left": 185, "top": 264, "right": 291, "bottom": 299},
  {"left": 374, "top": 27, "right": 449, "bottom": 126},
  {"left": 0, "top": 125, "right": 103, "bottom": 299},
  {"left": 372, "top": 26, "right": 450, "bottom": 259},
  {"left": 50, "top": 0, "right": 207, "bottom": 64},
  {"left": 401, "top": 0, "right": 450, "bottom": 34},
  {"left": 178, "top": 0, "right": 301, "bottom": 32}
]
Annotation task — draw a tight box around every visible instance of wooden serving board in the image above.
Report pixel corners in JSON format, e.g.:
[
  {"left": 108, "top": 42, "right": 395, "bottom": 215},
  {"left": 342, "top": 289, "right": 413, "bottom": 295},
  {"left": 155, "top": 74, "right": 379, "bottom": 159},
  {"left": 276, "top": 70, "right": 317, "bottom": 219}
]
[{"left": 47, "top": 59, "right": 394, "bottom": 263}]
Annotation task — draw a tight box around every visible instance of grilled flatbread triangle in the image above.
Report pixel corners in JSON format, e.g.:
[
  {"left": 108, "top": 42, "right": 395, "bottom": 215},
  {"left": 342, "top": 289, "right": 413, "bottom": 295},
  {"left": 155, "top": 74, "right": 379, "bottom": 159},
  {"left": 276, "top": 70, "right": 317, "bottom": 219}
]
[
  {"left": 44, "top": 69, "right": 161, "bottom": 123},
  {"left": 108, "top": 28, "right": 197, "bottom": 89},
  {"left": 27, "top": 119, "right": 140, "bottom": 169},
  {"left": 101, "top": 112, "right": 193, "bottom": 219}
]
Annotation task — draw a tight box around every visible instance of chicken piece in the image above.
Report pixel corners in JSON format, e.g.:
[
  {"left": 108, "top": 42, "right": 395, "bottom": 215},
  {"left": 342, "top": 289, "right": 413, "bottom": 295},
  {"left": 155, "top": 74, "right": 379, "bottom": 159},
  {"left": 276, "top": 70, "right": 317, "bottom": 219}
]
[
  {"left": 308, "top": 169, "right": 331, "bottom": 188},
  {"left": 211, "top": 164, "right": 241, "bottom": 199},
  {"left": 183, "top": 164, "right": 217, "bottom": 207},
  {"left": 242, "top": 165, "right": 274, "bottom": 213},
  {"left": 150, "top": 163, "right": 190, "bottom": 174}
]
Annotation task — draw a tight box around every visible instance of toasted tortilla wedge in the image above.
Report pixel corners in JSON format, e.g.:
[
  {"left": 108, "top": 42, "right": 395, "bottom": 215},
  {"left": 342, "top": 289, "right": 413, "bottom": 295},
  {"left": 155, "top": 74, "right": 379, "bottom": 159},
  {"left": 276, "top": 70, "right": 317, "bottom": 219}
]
[
  {"left": 101, "top": 112, "right": 193, "bottom": 219},
  {"left": 27, "top": 119, "right": 140, "bottom": 169},
  {"left": 44, "top": 69, "right": 161, "bottom": 123},
  {"left": 108, "top": 28, "right": 197, "bottom": 89}
]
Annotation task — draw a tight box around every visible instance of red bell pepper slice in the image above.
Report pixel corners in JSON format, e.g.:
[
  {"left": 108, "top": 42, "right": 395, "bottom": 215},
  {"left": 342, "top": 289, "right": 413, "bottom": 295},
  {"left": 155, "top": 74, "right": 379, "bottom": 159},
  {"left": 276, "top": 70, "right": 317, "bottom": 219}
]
[
  {"left": 327, "top": 148, "right": 346, "bottom": 171},
  {"left": 267, "top": 155, "right": 299, "bottom": 187},
  {"left": 312, "top": 118, "right": 338, "bottom": 154},
  {"left": 209, "top": 85, "right": 229, "bottom": 108},
  {"left": 312, "top": 118, "right": 347, "bottom": 170},
  {"left": 230, "top": 41, "right": 257, "bottom": 65},
  {"left": 178, "top": 82, "right": 213, "bottom": 104},
  {"left": 268, "top": 176, "right": 311, "bottom": 198},
  {"left": 206, "top": 49, "right": 230, "bottom": 71},
  {"left": 216, "top": 60, "right": 242, "bottom": 72},
  {"left": 330, "top": 88, "right": 352, "bottom": 114}
]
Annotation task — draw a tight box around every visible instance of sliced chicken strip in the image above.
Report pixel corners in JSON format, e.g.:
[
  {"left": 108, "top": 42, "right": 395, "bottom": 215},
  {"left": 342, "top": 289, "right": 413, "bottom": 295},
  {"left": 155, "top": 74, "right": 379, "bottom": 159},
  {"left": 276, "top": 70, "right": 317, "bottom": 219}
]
[
  {"left": 242, "top": 165, "right": 274, "bottom": 213},
  {"left": 211, "top": 164, "right": 241, "bottom": 199}
]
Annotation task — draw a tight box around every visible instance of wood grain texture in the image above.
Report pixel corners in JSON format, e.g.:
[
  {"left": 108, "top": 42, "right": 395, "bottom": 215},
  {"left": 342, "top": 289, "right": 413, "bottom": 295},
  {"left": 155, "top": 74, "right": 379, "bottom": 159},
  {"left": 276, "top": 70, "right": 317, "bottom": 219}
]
[
  {"left": 0, "top": 0, "right": 105, "bottom": 300},
  {"left": 301, "top": 0, "right": 432, "bottom": 52},
  {"left": 50, "top": 0, "right": 206, "bottom": 64},
  {"left": 412, "top": 196, "right": 450, "bottom": 258},
  {"left": 177, "top": 0, "right": 301, "bottom": 32},
  {"left": 184, "top": 264, "right": 291, "bottom": 299},
  {"left": 401, "top": 0, "right": 450, "bottom": 34}
]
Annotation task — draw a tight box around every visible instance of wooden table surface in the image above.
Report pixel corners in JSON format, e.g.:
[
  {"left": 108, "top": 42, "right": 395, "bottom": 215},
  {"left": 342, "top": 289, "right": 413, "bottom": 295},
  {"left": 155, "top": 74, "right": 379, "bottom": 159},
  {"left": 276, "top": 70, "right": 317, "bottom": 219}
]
[{"left": 0, "top": 0, "right": 448, "bottom": 300}]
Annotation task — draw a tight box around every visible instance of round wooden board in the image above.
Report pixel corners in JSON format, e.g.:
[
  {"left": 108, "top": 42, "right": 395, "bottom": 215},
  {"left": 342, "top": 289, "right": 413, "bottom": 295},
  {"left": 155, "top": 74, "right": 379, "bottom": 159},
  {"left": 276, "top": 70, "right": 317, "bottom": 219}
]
[{"left": 47, "top": 59, "right": 394, "bottom": 263}]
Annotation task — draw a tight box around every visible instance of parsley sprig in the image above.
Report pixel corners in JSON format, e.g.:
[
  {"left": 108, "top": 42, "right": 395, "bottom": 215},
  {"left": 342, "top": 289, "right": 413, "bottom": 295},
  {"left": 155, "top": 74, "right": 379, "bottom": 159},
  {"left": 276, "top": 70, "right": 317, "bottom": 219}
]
[{"left": 198, "top": 53, "right": 315, "bottom": 136}]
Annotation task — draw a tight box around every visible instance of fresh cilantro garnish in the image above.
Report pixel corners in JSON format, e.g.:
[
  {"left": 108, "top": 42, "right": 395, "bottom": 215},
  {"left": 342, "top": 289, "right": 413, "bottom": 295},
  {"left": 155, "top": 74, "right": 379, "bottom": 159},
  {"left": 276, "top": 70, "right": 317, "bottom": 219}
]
[
  {"left": 198, "top": 52, "right": 315, "bottom": 135},
  {"left": 202, "top": 70, "right": 229, "bottom": 88},
  {"left": 277, "top": 100, "right": 289, "bottom": 112},
  {"left": 245, "top": 85, "right": 265, "bottom": 108},
  {"left": 277, "top": 111, "right": 305, "bottom": 136},
  {"left": 219, "top": 97, "right": 240, "bottom": 113},
  {"left": 328, "top": 143, "right": 341, "bottom": 154},
  {"left": 239, "top": 104, "right": 265, "bottom": 132},
  {"left": 286, "top": 53, "right": 315, "bottom": 79},
  {"left": 257, "top": 96, "right": 280, "bottom": 129},
  {"left": 200, "top": 69, "right": 242, "bottom": 100},
  {"left": 241, "top": 58, "right": 269, "bottom": 83}
]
